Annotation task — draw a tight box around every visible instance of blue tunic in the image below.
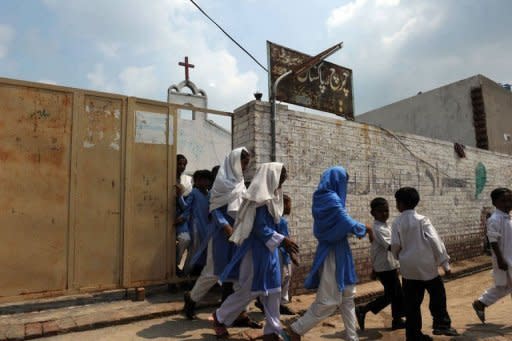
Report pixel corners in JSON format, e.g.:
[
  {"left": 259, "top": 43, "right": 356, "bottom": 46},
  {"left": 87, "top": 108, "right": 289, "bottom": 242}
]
[
  {"left": 221, "top": 206, "right": 282, "bottom": 293},
  {"left": 277, "top": 217, "right": 291, "bottom": 265},
  {"left": 176, "top": 195, "right": 189, "bottom": 235},
  {"left": 304, "top": 166, "right": 366, "bottom": 292},
  {"left": 211, "top": 206, "right": 239, "bottom": 279},
  {"left": 181, "top": 188, "right": 210, "bottom": 268}
]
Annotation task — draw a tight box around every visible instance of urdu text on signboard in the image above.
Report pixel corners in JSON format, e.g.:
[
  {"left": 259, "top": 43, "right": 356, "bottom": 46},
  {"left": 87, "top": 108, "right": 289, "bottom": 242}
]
[{"left": 267, "top": 41, "right": 354, "bottom": 119}]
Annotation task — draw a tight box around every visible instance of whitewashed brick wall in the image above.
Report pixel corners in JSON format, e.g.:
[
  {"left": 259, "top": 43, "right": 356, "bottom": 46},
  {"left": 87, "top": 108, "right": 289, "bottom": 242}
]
[{"left": 233, "top": 100, "right": 512, "bottom": 294}]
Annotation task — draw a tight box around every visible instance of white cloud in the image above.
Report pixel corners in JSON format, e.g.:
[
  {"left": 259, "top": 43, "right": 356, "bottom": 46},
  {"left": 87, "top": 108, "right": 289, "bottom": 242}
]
[
  {"left": 119, "top": 65, "right": 159, "bottom": 97},
  {"left": 376, "top": 0, "right": 400, "bottom": 7},
  {"left": 382, "top": 17, "right": 418, "bottom": 45},
  {"left": 45, "top": 0, "right": 259, "bottom": 113},
  {"left": 87, "top": 63, "right": 114, "bottom": 91},
  {"left": 0, "top": 24, "right": 14, "bottom": 58},
  {"left": 97, "top": 42, "right": 120, "bottom": 58},
  {"left": 326, "top": 0, "right": 367, "bottom": 29}
]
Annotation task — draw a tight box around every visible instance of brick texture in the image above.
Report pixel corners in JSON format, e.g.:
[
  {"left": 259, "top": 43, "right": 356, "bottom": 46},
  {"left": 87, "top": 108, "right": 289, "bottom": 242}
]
[{"left": 233, "top": 101, "right": 512, "bottom": 295}]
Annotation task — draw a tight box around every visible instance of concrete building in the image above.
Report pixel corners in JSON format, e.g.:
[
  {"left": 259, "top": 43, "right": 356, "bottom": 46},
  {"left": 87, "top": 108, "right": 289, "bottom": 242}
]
[{"left": 356, "top": 75, "right": 512, "bottom": 155}]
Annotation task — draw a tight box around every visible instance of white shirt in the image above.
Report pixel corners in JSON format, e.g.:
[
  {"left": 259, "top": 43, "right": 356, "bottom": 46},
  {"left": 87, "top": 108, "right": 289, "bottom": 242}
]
[
  {"left": 371, "top": 220, "right": 400, "bottom": 272},
  {"left": 391, "top": 210, "right": 450, "bottom": 281},
  {"left": 486, "top": 209, "right": 512, "bottom": 286}
]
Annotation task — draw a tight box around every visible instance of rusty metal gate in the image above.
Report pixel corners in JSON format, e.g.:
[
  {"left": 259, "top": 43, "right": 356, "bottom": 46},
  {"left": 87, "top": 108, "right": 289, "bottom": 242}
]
[{"left": 0, "top": 78, "right": 228, "bottom": 302}]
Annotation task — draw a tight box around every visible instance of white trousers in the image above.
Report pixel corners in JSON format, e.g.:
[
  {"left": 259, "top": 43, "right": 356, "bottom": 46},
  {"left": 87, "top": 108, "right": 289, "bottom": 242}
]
[
  {"left": 291, "top": 250, "right": 358, "bottom": 341},
  {"left": 176, "top": 232, "right": 191, "bottom": 268},
  {"left": 281, "top": 262, "right": 292, "bottom": 305},
  {"left": 190, "top": 239, "right": 219, "bottom": 302},
  {"left": 479, "top": 281, "right": 512, "bottom": 306},
  {"left": 216, "top": 250, "right": 282, "bottom": 336}
]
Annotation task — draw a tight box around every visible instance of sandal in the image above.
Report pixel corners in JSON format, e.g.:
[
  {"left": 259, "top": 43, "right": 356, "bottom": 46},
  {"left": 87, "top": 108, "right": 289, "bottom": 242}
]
[
  {"left": 212, "top": 312, "right": 229, "bottom": 339},
  {"left": 233, "top": 311, "right": 263, "bottom": 329}
]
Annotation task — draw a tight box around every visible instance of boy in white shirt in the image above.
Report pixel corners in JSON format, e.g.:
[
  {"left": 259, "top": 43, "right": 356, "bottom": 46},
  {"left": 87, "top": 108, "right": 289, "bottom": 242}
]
[
  {"left": 473, "top": 187, "right": 512, "bottom": 323},
  {"left": 356, "top": 198, "right": 405, "bottom": 331},
  {"left": 391, "top": 187, "right": 458, "bottom": 341}
]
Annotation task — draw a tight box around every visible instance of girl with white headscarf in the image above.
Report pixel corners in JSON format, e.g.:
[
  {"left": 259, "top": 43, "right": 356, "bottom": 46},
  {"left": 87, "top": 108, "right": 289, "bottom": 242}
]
[
  {"left": 184, "top": 147, "right": 254, "bottom": 322},
  {"left": 212, "top": 162, "right": 299, "bottom": 340}
]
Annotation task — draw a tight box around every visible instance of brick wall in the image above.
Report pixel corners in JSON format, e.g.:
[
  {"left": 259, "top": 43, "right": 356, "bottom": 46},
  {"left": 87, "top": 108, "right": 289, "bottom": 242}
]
[{"left": 233, "top": 100, "right": 512, "bottom": 295}]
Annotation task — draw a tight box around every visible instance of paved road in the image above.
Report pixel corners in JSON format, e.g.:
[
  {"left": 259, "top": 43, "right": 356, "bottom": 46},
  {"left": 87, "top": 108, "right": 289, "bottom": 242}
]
[{"left": 45, "top": 270, "right": 511, "bottom": 340}]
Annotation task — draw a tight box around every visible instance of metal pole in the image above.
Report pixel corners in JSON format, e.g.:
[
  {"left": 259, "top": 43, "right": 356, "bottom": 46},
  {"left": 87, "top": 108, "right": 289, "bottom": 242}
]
[{"left": 271, "top": 70, "right": 292, "bottom": 162}]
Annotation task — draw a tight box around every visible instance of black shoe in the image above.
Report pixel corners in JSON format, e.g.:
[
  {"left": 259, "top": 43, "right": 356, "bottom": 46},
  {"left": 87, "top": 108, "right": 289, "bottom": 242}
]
[
  {"left": 433, "top": 327, "right": 459, "bottom": 336},
  {"left": 279, "top": 304, "right": 296, "bottom": 315},
  {"left": 472, "top": 300, "right": 486, "bottom": 323},
  {"left": 255, "top": 298, "right": 265, "bottom": 313},
  {"left": 391, "top": 318, "right": 406, "bottom": 330},
  {"left": 355, "top": 306, "right": 366, "bottom": 331},
  {"left": 420, "top": 335, "right": 433, "bottom": 341},
  {"left": 183, "top": 292, "right": 197, "bottom": 320}
]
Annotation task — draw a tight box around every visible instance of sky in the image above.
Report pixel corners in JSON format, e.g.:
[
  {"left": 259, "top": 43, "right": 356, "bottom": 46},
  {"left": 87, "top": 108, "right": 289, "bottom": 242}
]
[{"left": 0, "top": 0, "right": 511, "bottom": 129}]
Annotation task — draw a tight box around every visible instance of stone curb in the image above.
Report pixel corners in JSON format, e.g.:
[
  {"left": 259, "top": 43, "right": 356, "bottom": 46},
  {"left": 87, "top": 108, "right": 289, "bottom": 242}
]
[{"left": 0, "top": 260, "right": 492, "bottom": 340}]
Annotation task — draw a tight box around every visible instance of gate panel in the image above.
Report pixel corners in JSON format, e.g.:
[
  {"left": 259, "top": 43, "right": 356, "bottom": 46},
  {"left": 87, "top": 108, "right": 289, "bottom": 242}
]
[
  {"left": 72, "top": 95, "right": 124, "bottom": 289},
  {"left": 124, "top": 99, "right": 176, "bottom": 286},
  {"left": 0, "top": 84, "right": 72, "bottom": 296}
]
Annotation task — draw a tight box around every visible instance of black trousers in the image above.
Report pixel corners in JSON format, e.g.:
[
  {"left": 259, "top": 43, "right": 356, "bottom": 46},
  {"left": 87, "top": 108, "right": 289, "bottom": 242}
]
[
  {"left": 363, "top": 269, "right": 405, "bottom": 320},
  {"left": 403, "top": 276, "right": 452, "bottom": 340}
]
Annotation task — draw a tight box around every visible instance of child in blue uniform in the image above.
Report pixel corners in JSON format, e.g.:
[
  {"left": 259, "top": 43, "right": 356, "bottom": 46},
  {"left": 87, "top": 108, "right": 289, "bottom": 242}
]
[
  {"left": 213, "top": 163, "right": 299, "bottom": 340},
  {"left": 179, "top": 169, "right": 212, "bottom": 275},
  {"left": 289, "top": 166, "right": 370, "bottom": 341}
]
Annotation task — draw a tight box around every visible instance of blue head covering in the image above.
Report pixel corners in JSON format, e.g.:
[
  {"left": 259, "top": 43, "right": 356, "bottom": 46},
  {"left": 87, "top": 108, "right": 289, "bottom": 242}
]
[
  {"left": 304, "top": 166, "right": 366, "bottom": 291},
  {"left": 312, "top": 166, "right": 351, "bottom": 242}
]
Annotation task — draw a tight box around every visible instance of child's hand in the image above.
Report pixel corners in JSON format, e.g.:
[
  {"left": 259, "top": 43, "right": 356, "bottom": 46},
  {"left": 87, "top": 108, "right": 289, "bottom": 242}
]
[
  {"left": 290, "top": 252, "right": 300, "bottom": 267},
  {"left": 175, "top": 184, "right": 183, "bottom": 197},
  {"left": 223, "top": 224, "right": 233, "bottom": 238},
  {"left": 365, "top": 225, "right": 374, "bottom": 243},
  {"left": 174, "top": 216, "right": 185, "bottom": 226},
  {"left": 283, "top": 237, "right": 299, "bottom": 255}
]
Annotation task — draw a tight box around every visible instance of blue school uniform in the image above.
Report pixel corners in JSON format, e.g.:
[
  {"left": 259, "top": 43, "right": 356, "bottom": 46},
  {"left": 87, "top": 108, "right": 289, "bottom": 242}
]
[
  {"left": 221, "top": 205, "right": 282, "bottom": 293},
  {"left": 277, "top": 217, "right": 291, "bottom": 266},
  {"left": 176, "top": 195, "right": 189, "bottom": 235},
  {"left": 304, "top": 166, "right": 366, "bottom": 292},
  {"left": 211, "top": 205, "right": 239, "bottom": 279},
  {"left": 181, "top": 188, "right": 210, "bottom": 268}
]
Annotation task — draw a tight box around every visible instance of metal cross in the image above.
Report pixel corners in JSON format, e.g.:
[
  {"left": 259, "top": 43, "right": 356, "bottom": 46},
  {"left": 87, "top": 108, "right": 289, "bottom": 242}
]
[{"left": 179, "top": 56, "right": 195, "bottom": 81}]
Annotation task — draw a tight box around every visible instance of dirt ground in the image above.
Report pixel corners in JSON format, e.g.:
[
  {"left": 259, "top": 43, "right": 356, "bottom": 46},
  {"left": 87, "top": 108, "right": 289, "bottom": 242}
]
[{"left": 45, "top": 270, "right": 512, "bottom": 340}]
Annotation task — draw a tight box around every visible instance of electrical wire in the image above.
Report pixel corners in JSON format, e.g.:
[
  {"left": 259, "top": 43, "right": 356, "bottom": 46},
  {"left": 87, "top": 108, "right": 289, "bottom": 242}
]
[{"left": 189, "top": 0, "right": 268, "bottom": 72}]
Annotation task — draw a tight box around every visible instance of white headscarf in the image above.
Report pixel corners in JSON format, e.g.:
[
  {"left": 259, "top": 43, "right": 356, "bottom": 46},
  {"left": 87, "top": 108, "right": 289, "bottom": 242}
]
[
  {"left": 209, "top": 147, "right": 248, "bottom": 217},
  {"left": 230, "top": 162, "right": 284, "bottom": 246},
  {"left": 179, "top": 173, "right": 193, "bottom": 197}
]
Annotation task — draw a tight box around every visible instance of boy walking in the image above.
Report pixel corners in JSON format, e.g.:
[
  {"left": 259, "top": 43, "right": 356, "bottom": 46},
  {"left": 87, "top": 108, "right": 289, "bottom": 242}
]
[
  {"left": 473, "top": 188, "right": 512, "bottom": 323},
  {"left": 391, "top": 187, "right": 458, "bottom": 340},
  {"left": 356, "top": 197, "right": 405, "bottom": 331}
]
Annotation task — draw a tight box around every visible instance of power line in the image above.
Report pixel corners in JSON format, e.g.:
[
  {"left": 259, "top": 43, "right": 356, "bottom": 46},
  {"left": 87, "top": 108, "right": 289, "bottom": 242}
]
[{"left": 189, "top": 0, "right": 268, "bottom": 72}]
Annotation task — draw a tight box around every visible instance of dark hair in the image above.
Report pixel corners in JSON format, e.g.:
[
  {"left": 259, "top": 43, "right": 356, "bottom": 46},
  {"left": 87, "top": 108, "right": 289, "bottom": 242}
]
[
  {"left": 241, "top": 149, "right": 249, "bottom": 160},
  {"left": 177, "top": 154, "right": 187, "bottom": 162},
  {"left": 283, "top": 193, "right": 291, "bottom": 203},
  {"left": 193, "top": 169, "right": 212, "bottom": 183},
  {"left": 490, "top": 187, "right": 512, "bottom": 205},
  {"left": 211, "top": 165, "right": 220, "bottom": 180},
  {"left": 370, "top": 197, "right": 388, "bottom": 210},
  {"left": 395, "top": 187, "right": 420, "bottom": 209}
]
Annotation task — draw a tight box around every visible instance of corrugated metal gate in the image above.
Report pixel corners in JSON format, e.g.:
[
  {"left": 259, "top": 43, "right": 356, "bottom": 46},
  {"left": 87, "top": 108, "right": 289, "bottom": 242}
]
[{"left": 0, "top": 78, "right": 223, "bottom": 302}]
